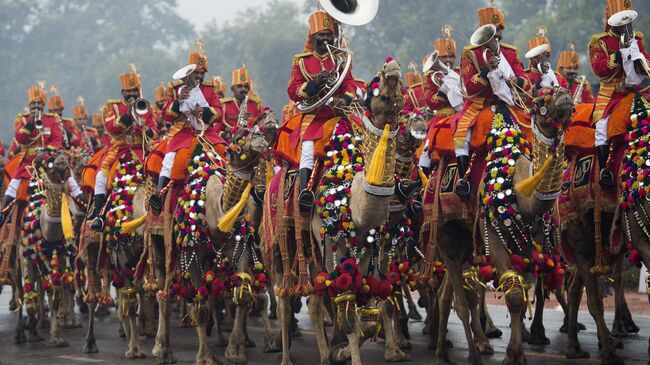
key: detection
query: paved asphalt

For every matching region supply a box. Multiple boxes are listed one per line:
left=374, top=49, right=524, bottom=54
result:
left=0, top=288, right=647, bottom=365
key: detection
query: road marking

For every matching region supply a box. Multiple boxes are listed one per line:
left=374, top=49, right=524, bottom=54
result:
left=57, top=356, right=104, bottom=363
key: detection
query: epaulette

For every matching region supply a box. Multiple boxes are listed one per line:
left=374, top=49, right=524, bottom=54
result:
left=106, top=98, right=123, bottom=104
left=202, top=79, right=214, bottom=86
left=167, top=80, right=184, bottom=90
left=63, top=117, right=73, bottom=122
left=43, top=112, right=56, bottom=117
left=17, top=113, right=28, bottom=119
left=220, top=97, right=233, bottom=104
left=249, top=93, right=263, bottom=106
left=461, top=44, right=479, bottom=56
left=292, top=52, right=312, bottom=65
left=589, top=32, right=609, bottom=46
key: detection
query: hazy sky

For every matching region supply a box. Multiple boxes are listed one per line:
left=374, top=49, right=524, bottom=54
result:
left=175, top=0, right=302, bottom=31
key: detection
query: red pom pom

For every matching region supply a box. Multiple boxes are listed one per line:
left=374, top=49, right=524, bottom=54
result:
left=385, top=56, right=394, bottom=63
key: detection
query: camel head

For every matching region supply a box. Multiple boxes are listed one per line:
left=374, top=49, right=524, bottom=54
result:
left=396, top=111, right=428, bottom=157
left=367, top=57, right=405, bottom=129
left=35, top=150, right=69, bottom=184
left=254, top=108, right=279, bottom=147
left=228, top=127, right=269, bottom=172
left=531, top=87, right=574, bottom=138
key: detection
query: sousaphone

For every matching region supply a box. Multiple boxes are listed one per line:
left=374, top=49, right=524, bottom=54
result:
left=296, top=0, right=379, bottom=113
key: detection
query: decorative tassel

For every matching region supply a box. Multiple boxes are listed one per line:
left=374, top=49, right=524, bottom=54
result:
left=217, top=183, right=251, bottom=233
left=515, top=155, right=554, bottom=197
left=61, top=193, right=75, bottom=241
left=122, top=213, right=147, bottom=235
left=365, top=124, right=391, bottom=186
left=418, top=167, right=429, bottom=190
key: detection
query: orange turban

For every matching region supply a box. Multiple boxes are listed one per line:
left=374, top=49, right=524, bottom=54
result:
left=28, top=86, right=46, bottom=104
left=154, top=86, right=165, bottom=103
left=308, top=10, right=336, bottom=36
left=92, top=112, right=104, bottom=127
left=557, top=43, right=580, bottom=71
left=606, top=0, right=633, bottom=19
left=434, top=38, right=456, bottom=57
left=232, top=65, right=251, bottom=86
left=527, top=27, right=551, bottom=54
left=188, top=51, right=209, bottom=72
left=119, top=72, right=140, bottom=90
left=404, top=62, right=423, bottom=88
left=72, top=104, right=88, bottom=119
left=478, top=6, right=505, bottom=29
left=48, top=95, right=64, bottom=111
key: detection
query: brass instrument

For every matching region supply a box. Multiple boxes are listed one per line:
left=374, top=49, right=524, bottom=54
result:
left=296, top=0, right=378, bottom=113
left=608, top=9, right=650, bottom=77
left=471, top=24, right=531, bottom=109
left=237, top=95, right=249, bottom=128
left=173, top=64, right=200, bottom=97
left=33, top=109, right=43, bottom=129
left=572, top=75, right=587, bottom=104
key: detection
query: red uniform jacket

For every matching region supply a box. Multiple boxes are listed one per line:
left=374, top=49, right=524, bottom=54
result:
left=403, top=83, right=428, bottom=113
left=219, top=97, right=263, bottom=132
left=162, top=79, right=225, bottom=152
left=568, top=79, right=596, bottom=104
left=61, top=117, right=84, bottom=149
left=590, top=30, right=649, bottom=122
left=524, top=68, right=567, bottom=89
left=11, top=112, right=64, bottom=179
left=99, top=99, right=157, bottom=172
left=422, top=69, right=459, bottom=117
left=454, top=43, right=530, bottom=150
left=286, top=51, right=357, bottom=142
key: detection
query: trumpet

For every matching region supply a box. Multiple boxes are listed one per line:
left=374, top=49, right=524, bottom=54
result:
left=237, top=94, right=249, bottom=128
left=33, top=109, right=43, bottom=129
left=424, top=50, right=452, bottom=89
left=572, top=75, right=587, bottom=104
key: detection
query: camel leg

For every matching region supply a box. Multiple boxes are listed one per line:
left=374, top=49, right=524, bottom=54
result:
left=37, top=284, right=50, bottom=329
left=258, top=293, right=281, bottom=353
left=441, top=259, right=482, bottom=365
left=141, top=291, right=157, bottom=337
left=225, top=300, right=248, bottom=365
left=479, top=285, right=502, bottom=338
left=123, top=289, right=146, bottom=359
left=467, top=285, right=493, bottom=355
left=381, top=299, right=411, bottom=362
left=193, top=299, right=219, bottom=365
left=82, top=300, right=98, bottom=353
left=528, top=278, right=550, bottom=345
left=268, top=280, right=278, bottom=320
left=307, top=294, right=330, bottom=365
left=392, top=292, right=411, bottom=349
left=435, top=274, right=453, bottom=363
left=48, top=288, right=69, bottom=347
left=153, top=294, right=177, bottom=363
left=278, top=296, right=293, bottom=365
left=611, top=254, right=639, bottom=336
left=403, top=282, right=421, bottom=320
left=345, top=321, right=362, bottom=365
left=565, top=265, right=588, bottom=357
left=13, top=272, right=28, bottom=344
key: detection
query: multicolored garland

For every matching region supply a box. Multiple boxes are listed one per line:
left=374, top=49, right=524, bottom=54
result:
left=104, top=156, right=144, bottom=249
left=316, top=119, right=364, bottom=260
left=479, top=107, right=563, bottom=287
left=621, top=94, right=650, bottom=264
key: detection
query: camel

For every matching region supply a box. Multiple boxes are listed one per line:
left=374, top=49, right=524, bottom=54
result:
left=17, top=151, right=82, bottom=348
left=262, top=58, right=406, bottom=365
left=149, top=126, right=270, bottom=365
left=476, top=89, right=574, bottom=365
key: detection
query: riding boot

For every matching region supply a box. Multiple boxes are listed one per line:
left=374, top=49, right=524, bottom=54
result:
left=90, top=194, right=106, bottom=232
left=298, top=168, right=314, bottom=213
left=597, top=145, right=614, bottom=188
left=149, top=176, right=170, bottom=216
left=0, top=195, right=15, bottom=226
left=454, top=155, right=471, bottom=198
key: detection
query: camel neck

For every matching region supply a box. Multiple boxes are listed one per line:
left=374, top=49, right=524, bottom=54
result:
left=222, top=167, right=251, bottom=212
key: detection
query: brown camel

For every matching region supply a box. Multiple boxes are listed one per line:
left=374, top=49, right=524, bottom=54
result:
left=262, top=58, right=405, bottom=365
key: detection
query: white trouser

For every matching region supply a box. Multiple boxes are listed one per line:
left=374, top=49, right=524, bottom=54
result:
left=299, top=140, right=314, bottom=170
left=5, top=178, right=22, bottom=198
left=418, top=140, right=432, bottom=169
left=160, top=151, right=177, bottom=180
left=454, top=128, right=473, bottom=157
left=595, top=116, right=609, bottom=147
left=95, top=170, right=107, bottom=195
left=67, top=176, right=82, bottom=197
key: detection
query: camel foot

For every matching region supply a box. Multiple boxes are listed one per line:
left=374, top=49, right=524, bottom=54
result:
left=407, top=305, right=422, bottom=321
left=598, top=338, right=624, bottom=350
left=566, top=343, right=590, bottom=359
left=280, top=356, right=295, bottom=365
left=622, top=315, right=639, bottom=334
left=329, top=343, right=351, bottom=365
left=263, top=332, right=282, bottom=353
left=14, top=328, right=27, bottom=344
left=125, top=346, right=147, bottom=359
left=225, top=343, right=247, bottom=364
left=48, top=338, right=69, bottom=347
left=194, top=351, right=222, bottom=365
left=397, top=339, right=412, bottom=350
left=600, top=349, right=624, bottom=365
left=476, top=340, right=494, bottom=355
left=501, top=352, right=525, bottom=365
left=156, top=349, right=178, bottom=364
left=434, top=350, right=452, bottom=365
left=82, top=337, right=99, bottom=353
left=385, top=346, right=411, bottom=362
left=485, top=325, right=502, bottom=338
left=527, top=333, right=550, bottom=345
